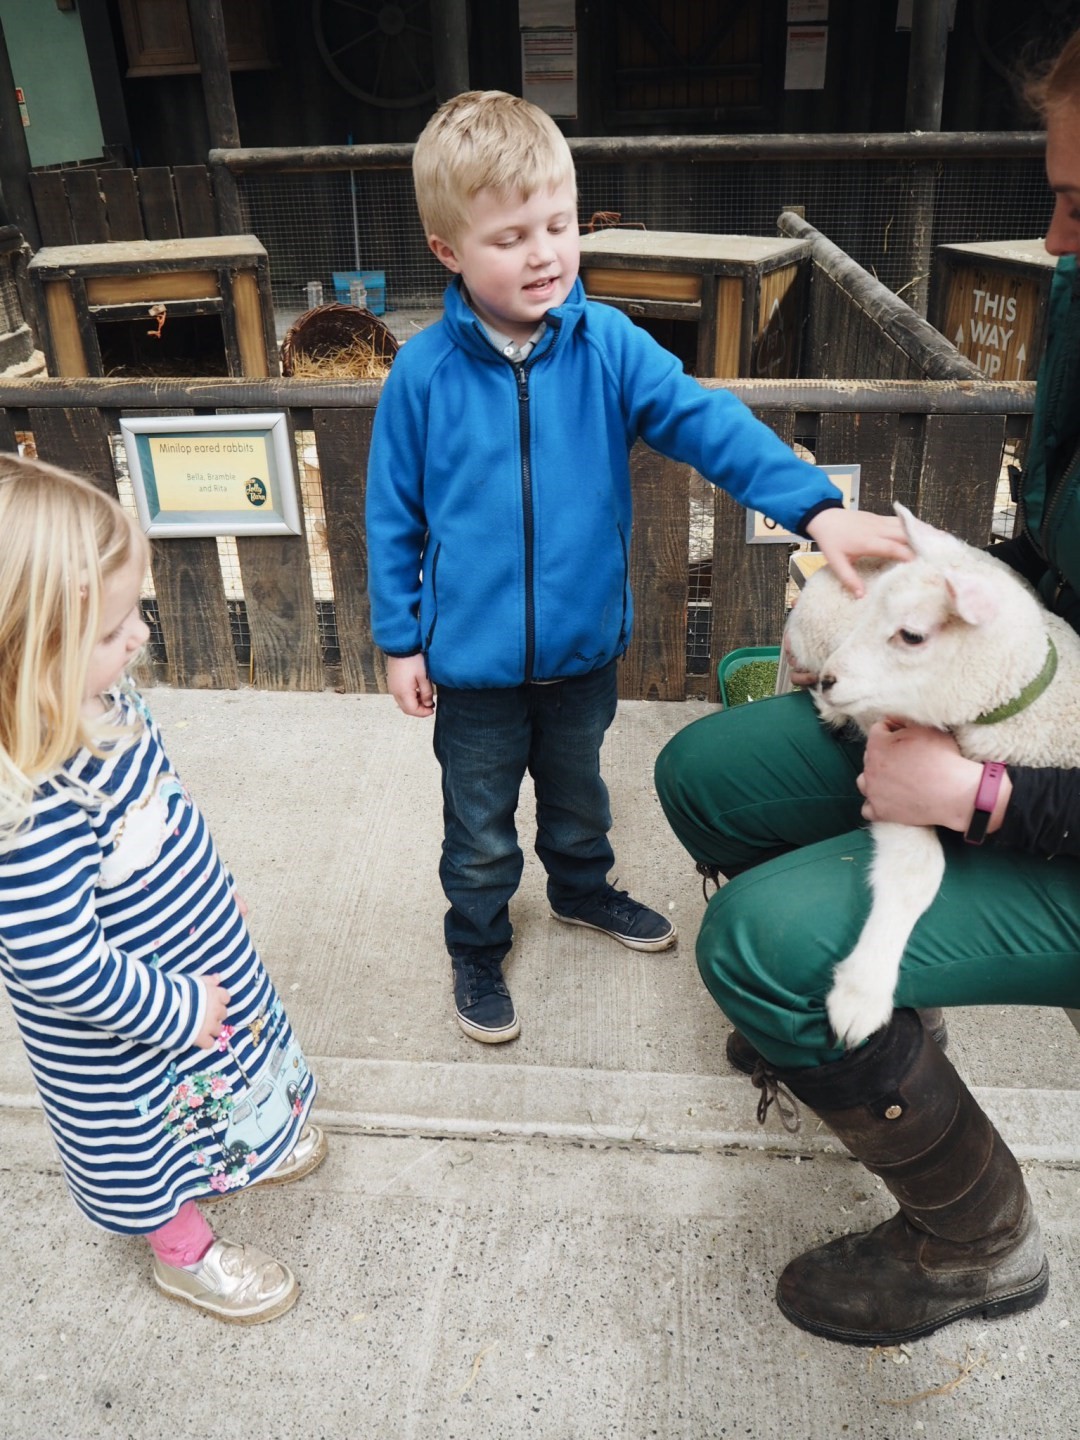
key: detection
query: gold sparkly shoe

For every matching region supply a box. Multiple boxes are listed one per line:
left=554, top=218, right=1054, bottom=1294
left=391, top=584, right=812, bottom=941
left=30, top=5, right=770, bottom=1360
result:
left=153, top=1239, right=299, bottom=1324
left=258, top=1123, right=328, bottom=1188
left=202, top=1124, right=329, bottom=1202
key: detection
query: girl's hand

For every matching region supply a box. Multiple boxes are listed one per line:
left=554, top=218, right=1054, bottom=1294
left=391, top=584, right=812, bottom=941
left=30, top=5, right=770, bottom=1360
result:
left=193, top=973, right=230, bottom=1049
left=804, top=508, right=913, bottom=596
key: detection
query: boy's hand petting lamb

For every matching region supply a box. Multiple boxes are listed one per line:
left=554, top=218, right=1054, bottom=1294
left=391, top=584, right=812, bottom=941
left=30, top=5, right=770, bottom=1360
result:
left=785, top=503, right=1080, bottom=1048
left=802, top=505, right=914, bottom=597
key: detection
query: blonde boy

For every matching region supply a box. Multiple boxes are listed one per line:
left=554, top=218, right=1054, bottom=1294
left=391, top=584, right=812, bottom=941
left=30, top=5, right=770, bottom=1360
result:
left=366, top=91, right=909, bottom=1043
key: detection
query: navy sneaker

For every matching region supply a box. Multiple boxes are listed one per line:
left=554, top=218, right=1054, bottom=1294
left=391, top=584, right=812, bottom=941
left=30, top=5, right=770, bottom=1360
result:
left=551, top=884, right=677, bottom=952
left=452, top=956, right=520, bottom=1044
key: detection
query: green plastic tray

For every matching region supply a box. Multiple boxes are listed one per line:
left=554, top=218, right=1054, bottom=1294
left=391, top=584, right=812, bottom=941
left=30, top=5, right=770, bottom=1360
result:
left=718, top=646, right=781, bottom=707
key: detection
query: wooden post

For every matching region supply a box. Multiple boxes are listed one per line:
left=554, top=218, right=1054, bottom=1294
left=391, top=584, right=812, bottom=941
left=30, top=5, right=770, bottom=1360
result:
left=188, top=0, right=244, bottom=235
left=432, top=0, right=470, bottom=102
left=905, top=0, right=951, bottom=131
left=0, top=19, right=39, bottom=250
left=903, top=0, right=951, bottom=318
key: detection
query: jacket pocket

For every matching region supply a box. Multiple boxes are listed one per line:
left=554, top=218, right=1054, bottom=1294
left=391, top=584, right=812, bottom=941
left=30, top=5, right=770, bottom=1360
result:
left=422, top=543, right=441, bottom=654
left=616, top=524, right=630, bottom=648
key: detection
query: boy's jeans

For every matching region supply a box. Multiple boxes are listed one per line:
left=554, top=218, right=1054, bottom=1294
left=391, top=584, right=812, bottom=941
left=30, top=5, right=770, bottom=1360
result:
left=433, top=660, right=618, bottom=962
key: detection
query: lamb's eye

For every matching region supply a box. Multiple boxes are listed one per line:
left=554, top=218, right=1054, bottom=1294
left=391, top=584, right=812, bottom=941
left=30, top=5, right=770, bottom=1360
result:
left=898, top=629, right=925, bottom=646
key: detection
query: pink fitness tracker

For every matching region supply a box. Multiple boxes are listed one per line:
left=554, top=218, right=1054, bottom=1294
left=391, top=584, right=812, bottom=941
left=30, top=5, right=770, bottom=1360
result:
left=964, top=761, right=1006, bottom=846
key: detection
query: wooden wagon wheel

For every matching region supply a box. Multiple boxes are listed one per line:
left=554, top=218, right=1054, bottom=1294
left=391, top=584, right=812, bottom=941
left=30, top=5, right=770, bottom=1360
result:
left=313, top=0, right=436, bottom=109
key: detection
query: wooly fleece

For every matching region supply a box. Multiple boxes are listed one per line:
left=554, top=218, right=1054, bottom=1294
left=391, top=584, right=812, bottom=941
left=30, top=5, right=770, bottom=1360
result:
left=784, top=503, right=1080, bottom=1046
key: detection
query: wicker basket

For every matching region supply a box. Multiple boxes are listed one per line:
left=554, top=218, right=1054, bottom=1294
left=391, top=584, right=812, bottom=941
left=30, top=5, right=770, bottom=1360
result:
left=280, top=302, right=400, bottom=378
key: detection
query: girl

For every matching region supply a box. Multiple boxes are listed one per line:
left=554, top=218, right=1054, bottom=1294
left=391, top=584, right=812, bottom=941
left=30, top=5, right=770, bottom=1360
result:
left=0, top=455, right=326, bottom=1324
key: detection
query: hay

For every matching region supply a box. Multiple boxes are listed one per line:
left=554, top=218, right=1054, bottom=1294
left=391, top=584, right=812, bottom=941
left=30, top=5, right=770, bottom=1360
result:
left=280, top=302, right=400, bottom=380
left=286, top=332, right=393, bottom=380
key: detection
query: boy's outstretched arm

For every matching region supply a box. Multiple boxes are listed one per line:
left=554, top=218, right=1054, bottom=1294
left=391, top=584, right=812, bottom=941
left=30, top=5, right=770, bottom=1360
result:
left=388, top=653, right=435, bottom=717
left=804, top=507, right=913, bottom=596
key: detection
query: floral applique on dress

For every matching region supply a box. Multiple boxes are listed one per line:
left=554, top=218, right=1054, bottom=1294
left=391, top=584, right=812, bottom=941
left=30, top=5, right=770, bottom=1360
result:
left=149, top=998, right=312, bottom=1195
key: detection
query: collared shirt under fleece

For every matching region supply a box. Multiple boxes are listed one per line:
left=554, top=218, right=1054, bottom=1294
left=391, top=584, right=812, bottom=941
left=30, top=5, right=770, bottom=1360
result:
left=365, top=276, right=843, bottom=691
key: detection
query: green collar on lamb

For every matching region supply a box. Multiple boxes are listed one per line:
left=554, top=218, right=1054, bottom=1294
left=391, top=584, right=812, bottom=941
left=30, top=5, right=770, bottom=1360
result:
left=973, top=636, right=1058, bottom=725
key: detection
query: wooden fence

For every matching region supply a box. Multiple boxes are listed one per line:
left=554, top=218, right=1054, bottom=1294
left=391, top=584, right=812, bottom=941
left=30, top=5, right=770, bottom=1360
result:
left=28, top=166, right=219, bottom=247
left=0, top=374, right=1034, bottom=702
left=778, top=210, right=984, bottom=382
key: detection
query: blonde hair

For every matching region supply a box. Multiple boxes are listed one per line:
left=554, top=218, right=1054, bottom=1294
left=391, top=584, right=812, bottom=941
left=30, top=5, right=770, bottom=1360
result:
left=412, top=90, right=576, bottom=248
left=0, top=454, right=148, bottom=838
left=1024, top=27, right=1080, bottom=119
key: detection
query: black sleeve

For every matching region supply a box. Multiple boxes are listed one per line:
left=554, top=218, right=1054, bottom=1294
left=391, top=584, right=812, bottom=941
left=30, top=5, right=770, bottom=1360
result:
left=994, top=766, right=1080, bottom=858
left=985, top=529, right=1046, bottom=589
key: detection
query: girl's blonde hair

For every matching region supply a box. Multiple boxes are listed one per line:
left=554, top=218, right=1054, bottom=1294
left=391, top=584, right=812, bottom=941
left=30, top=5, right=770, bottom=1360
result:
left=1024, top=27, right=1080, bottom=119
left=413, top=90, right=576, bottom=248
left=0, top=454, right=148, bottom=837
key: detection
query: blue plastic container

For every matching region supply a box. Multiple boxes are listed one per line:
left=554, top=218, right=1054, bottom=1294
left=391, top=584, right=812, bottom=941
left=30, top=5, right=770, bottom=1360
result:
left=332, top=269, right=387, bottom=314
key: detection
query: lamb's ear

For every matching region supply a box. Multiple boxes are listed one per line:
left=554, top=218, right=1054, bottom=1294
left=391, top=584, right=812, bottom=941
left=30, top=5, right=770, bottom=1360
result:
left=944, top=567, right=1002, bottom=627
left=893, top=502, right=966, bottom=561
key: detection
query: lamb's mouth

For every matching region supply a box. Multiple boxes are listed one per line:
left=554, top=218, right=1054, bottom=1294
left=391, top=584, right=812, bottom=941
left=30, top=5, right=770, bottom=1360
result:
left=816, top=684, right=867, bottom=714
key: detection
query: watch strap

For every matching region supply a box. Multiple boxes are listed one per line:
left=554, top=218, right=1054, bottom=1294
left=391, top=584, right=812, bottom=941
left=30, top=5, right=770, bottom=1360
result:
left=964, top=761, right=1006, bottom=845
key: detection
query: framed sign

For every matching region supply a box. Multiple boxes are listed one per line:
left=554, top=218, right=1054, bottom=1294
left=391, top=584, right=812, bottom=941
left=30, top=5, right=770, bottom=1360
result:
left=119, top=413, right=301, bottom=538
left=746, top=464, right=860, bottom=544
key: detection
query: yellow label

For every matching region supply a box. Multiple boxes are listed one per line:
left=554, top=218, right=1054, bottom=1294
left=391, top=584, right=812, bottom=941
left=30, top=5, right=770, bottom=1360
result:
left=149, top=434, right=271, bottom=512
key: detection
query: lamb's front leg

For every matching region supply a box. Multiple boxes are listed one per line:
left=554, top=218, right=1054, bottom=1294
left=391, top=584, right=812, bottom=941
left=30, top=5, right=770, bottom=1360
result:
left=825, top=822, right=946, bottom=1048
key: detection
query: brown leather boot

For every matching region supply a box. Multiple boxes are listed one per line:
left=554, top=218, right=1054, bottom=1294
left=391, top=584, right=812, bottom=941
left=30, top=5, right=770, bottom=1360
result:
left=725, top=1006, right=948, bottom=1075
left=765, top=1007, right=1048, bottom=1345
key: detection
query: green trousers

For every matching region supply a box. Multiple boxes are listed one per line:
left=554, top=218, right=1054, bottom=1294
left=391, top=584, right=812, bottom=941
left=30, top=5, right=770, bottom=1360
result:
left=654, top=691, right=1080, bottom=1067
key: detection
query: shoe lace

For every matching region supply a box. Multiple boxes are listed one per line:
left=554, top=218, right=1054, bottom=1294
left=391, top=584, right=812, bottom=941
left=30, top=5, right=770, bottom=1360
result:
left=470, top=959, right=510, bottom=998
left=602, top=884, right=637, bottom=922
left=750, top=1059, right=801, bottom=1134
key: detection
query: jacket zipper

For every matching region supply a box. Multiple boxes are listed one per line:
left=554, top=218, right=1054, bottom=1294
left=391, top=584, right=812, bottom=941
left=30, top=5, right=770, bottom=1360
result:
left=1025, top=266, right=1080, bottom=566
left=1045, top=435, right=1080, bottom=604
left=514, top=360, right=536, bottom=680
left=467, top=313, right=558, bottom=683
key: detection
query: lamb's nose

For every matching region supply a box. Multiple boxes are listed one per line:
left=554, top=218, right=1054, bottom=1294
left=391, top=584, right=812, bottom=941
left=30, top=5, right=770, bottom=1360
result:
left=818, top=673, right=836, bottom=692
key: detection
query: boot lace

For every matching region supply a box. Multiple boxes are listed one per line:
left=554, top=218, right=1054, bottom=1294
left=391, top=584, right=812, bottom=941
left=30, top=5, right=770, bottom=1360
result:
left=750, top=1059, right=801, bottom=1134
left=696, top=861, right=721, bottom=900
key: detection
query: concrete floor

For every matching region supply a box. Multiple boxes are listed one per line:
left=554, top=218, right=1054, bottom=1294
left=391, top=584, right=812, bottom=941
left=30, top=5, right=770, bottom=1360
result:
left=1, top=689, right=1079, bottom=1439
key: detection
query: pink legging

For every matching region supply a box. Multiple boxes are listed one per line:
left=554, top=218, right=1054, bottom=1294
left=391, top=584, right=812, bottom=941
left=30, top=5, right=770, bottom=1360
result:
left=146, top=1201, right=215, bottom=1267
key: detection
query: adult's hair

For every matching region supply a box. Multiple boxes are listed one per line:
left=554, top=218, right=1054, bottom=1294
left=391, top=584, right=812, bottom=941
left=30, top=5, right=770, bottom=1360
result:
left=412, top=89, right=575, bottom=248
left=0, top=455, right=147, bottom=836
left=1024, top=27, right=1080, bottom=119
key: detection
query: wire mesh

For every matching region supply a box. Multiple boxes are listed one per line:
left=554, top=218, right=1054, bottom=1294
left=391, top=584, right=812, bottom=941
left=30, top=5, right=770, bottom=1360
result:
left=23, top=148, right=1044, bottom=693
left=237, top=152, right=1053, bottom=337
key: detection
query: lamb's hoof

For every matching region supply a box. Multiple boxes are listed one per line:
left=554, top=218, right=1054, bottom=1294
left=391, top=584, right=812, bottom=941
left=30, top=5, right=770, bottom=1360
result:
left=825, top=980, right=895, bottom=1049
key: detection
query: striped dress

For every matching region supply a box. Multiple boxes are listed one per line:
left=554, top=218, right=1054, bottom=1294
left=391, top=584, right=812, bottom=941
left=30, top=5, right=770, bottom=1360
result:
left=0, top=688, right=316, bottom=1235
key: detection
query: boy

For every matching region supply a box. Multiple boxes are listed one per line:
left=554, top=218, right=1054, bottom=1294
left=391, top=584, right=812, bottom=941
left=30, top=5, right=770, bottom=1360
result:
left=366, top=90, right=910, bottom=1045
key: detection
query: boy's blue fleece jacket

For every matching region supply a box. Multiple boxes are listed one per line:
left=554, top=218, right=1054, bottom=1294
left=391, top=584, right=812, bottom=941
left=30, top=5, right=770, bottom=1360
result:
left=366, top=276, right=842, bottom=689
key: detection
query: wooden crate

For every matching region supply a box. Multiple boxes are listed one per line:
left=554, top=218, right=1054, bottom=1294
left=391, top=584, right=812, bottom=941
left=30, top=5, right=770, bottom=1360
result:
left=928, top=239, right=1057, bottom=382
left=27, top=235, right=277, bottom=379
left=579, top=230, right=811, bottom=378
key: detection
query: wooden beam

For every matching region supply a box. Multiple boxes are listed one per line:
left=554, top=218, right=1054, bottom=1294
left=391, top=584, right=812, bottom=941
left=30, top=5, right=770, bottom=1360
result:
left=0, top=375, right=1034, bottom=416
left=0, top=19, right=39, bottom=248
left=778, top=210, right=982, bottom=378
left=189, top=0, right=244, bottom=233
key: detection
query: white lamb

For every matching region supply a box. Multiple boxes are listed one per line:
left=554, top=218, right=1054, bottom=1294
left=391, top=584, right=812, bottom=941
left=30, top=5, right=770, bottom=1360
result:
left=784, top=502, right=1080, bottom=1048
